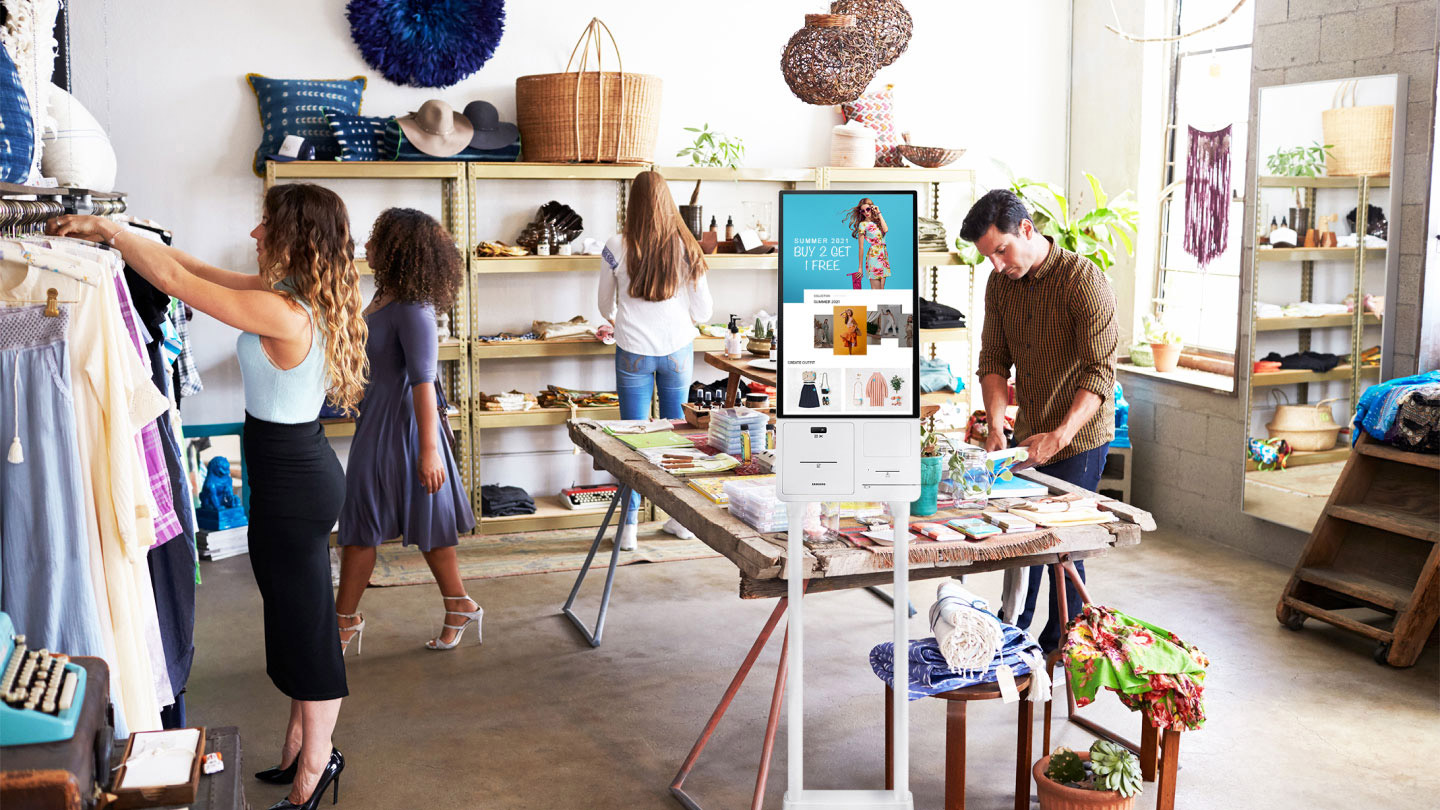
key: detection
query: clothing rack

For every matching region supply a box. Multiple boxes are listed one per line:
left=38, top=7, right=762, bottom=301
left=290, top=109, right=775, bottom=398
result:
left=0, top=182, right=128, bottom=228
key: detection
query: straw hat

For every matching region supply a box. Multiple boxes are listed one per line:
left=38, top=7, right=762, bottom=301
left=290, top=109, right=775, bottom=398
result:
left=396, top=100, right=473, bottom=157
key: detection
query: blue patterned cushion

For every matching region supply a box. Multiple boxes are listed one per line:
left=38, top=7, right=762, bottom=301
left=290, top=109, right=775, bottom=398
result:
left=246, top=74, right=366, bottom=176
left=0, top=43, right=33, bottom=183
left=325, top=111, right=390, bottom=161
left=378, top=119, right=520, bottom=162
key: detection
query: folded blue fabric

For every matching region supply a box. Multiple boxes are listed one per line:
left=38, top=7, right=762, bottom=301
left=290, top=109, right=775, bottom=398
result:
left=871, top=622, right=1042, bottom=701
left=920, top=358, right=958, bottom=393
left=1353, top=370, right=1440, bottom=443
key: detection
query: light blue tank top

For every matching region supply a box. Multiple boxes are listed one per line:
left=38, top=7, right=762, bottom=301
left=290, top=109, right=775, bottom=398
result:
left=236, top=292, right=328, bottom=424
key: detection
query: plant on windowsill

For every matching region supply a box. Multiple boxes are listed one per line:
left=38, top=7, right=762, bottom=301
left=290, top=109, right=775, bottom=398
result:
left=997, top=163, right=1139, bottom=274
left=1141, top=314, right=1184, bottom=373
left=675, top=123, right=745, bottom=238
left=1033, top=740, right=1142, bottom=810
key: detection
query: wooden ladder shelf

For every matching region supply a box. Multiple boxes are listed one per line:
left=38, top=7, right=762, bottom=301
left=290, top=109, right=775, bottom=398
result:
left=1276, top=433, right=1440, bottom=666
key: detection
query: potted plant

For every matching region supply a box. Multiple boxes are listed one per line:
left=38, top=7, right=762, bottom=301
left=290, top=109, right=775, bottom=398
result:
left=676, top=123, right=744, bottom=238
left=889, top=374, right=904, bottom=406
left=996, top=164, right=1139, bottom=274
left=1033, top=741, right=1142, bottom=810
left=1265, top=141, right=1333, bottom=230
left=913, top=421, right=948, bottom=517
left=1141, top=314, right=1183, bottom=373
left=747, top=315, right=773, bottom=357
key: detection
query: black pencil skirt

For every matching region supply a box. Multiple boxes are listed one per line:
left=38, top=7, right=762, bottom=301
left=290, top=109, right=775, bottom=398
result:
left=243, top=414, right=348, bottom=701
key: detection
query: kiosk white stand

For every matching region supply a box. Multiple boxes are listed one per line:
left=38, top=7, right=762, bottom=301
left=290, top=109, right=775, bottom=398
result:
left=777, top=190, right=921, bottom=809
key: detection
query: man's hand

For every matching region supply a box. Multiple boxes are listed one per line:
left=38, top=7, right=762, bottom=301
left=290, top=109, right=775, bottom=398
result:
left=985, top=427, right=1007, bottom=453
left=1016, top=430, right=1067, bottom=469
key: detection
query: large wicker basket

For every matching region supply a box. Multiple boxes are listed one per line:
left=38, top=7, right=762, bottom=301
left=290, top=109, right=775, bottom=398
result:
left=1322, top=80, right=1393, bottom=177
left=515, top=18, right=661, bottom=164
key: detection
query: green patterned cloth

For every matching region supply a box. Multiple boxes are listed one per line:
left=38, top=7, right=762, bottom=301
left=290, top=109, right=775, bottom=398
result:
left=1063, top=604, right=1208, bottom=731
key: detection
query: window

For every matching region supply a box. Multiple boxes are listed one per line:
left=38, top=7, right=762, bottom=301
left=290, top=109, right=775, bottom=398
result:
left=1152, top=0, right=1254, bottom=355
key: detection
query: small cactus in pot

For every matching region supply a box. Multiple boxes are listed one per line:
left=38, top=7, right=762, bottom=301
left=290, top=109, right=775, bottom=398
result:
left=1033, top=740, right=1142, bottom=809
left=747, top=315, right=773, bottom=357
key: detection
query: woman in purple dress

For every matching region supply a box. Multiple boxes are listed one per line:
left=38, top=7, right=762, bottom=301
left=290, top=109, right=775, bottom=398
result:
left=335, top=208, right=478, bottom=652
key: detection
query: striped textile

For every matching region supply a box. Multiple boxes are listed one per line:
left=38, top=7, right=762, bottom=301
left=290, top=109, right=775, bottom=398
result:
left=975, top=237, right=1117, bottom=463
left=871, top=621, right=1044, bottom=701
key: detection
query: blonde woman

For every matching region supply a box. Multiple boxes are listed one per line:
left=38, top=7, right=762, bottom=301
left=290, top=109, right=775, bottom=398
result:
left=51, top=183, right=369, bottom=810
left=845, top=197, right=891, bottom=290
left=599, top=170, right=713, bottom=550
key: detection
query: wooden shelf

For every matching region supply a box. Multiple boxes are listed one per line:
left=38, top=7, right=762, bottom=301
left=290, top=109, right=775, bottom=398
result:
left=468, top=162, right=650, bottom=181
left=471, top=337, right=725, bottom=359
left=1295, top=566, right=1413, bottom=612
left=323, top=412, right=463, bottom=438
left=269, top=161, right=463, bottom=180
left=1257, top=175, right=1391, bottom=188
left=919, top=327, right=968, bottom=343
left=1256, top=247, right=1386, bottom=262
left=1255, top=313, right=1381, bottom=331
left=1354, top=440, right=1440, bottom=470
left=478, top=494, right=616, bottom=532
left=1251, top=364, right=1378, bottom=387
left=1246, top=446, right=1350, bottom=472
left=472, top=405, right=621, bottom=429
left=471, top=251, right=965, bottom=273
left=655, top=166, right=818, bottom=183
left=1330, top=503, right=1440, bottom=543
left=824, top=167, right=975, bottom=184
left=437, top=340, right=465, bottom=361
left=920, top=391, right=969, bottom=408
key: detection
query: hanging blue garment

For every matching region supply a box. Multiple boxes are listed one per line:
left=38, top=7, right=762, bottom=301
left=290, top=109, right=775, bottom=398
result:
left=0, top=42, right=34, bottom=183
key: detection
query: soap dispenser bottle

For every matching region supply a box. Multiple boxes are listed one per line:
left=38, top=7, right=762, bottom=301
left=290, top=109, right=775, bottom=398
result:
left=725, top=314, right=744, bottom=359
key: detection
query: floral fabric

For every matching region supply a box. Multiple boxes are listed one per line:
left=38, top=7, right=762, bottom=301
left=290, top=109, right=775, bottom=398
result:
left=1063, top=604, right=1208, bottom=731
left=861, top=221, right=892, bottom=280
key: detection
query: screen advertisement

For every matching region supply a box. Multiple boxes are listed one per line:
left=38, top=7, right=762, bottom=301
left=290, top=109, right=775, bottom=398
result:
left=777, top=190, right=919, bottom=420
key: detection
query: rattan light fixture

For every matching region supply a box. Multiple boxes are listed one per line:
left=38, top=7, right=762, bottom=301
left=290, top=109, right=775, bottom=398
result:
left=831, top=0, right=912, bottom=67
left=780, top=14, right=881, bottom=106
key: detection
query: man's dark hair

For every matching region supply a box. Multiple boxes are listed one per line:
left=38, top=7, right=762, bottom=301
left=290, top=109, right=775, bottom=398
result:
left=959, top=189, right=1032, bottom=242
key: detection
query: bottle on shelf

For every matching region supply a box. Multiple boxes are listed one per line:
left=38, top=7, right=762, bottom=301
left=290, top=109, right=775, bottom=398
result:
left=725, top=216, right=735, bottom=240
left=708, top=216, right=719, bottom=235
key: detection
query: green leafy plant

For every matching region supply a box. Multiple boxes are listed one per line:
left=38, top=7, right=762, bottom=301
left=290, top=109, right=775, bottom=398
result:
left=953, top=237, right=984, bottom=268
left=676, top=123, right=745, bottom=206
left=1044, top=747, right=1087, bottom=785
left=920, top=419, right=952, bottom=458
left=1089, top=740, right=1143, bottom=798
left=1265, top=142, right=1333, bottom=177
left=993, top=163, right=1138, bottom=274
left=1141, top=313, right=1182, bottom=345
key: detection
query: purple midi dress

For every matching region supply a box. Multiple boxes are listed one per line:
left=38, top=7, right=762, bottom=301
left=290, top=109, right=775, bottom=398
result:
left=338, top=302, right=475, bottom=550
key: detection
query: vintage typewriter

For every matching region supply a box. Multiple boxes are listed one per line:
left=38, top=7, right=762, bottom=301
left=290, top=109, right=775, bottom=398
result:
left=560, top=484, right=618, bottom=511
left=1, top=611, right=88, bottom=746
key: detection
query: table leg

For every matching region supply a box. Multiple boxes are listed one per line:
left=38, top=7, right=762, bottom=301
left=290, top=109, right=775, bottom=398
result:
left=560, top=485, right=630, bottom=647
left=752, top=626, right=790, bottom=810
left=670, top=589, right=800, bottom=810
left=725, top=372, right=742, bottom=407
left=1140, top=718, right=1159, bottom=782
left=884, top=686, right=894, bottom=790
left=1015, top=697, right=1033, bottom=810
left=945, top=700, right=967, bottom=810
left=865, top=585, right=917, bottom=617
left=1155, top=729, right=1180, bottom=810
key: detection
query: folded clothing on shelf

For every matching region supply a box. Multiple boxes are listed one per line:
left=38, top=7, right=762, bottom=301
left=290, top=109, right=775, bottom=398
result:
left=478, top=390, right=538, bottom=411
left=481, top=484, right=535, bottom=517
left=1280, top=302, right=1350, bottom=318
left=1259, top=350, right=1343, bottom=373
left=918, top=216, right=948, bottom=251
left=919, top=297, right=966, bottom=329
left=537, top=385, right=620, bottom=409
left=476, top=331, right=540, bottom=343
left=532, top=316, right=593, bottom=341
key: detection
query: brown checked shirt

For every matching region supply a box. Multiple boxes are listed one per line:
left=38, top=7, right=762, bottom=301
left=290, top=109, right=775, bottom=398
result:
left=976, top=238, right=1117, bottom=463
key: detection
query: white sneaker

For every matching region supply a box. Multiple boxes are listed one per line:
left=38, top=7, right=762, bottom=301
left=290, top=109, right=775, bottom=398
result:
left=617, top=523, right=638, bottom=551
left=661, top=517, right=697, bottom=540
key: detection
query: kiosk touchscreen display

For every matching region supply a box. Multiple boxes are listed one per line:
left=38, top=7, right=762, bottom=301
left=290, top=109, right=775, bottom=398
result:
left=777, top=190, right=920, bottom=420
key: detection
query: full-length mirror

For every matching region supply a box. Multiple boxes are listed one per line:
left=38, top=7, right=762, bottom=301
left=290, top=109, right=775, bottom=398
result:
left=1242, top=75, right=1407, bottom=532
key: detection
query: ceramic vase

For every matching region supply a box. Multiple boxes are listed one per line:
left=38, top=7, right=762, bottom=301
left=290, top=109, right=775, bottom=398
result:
left=911, top=456, right=942, bottom=516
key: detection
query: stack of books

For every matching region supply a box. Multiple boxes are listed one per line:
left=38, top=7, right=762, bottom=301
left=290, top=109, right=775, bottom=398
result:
left=198, top=526, right=249, bottom=561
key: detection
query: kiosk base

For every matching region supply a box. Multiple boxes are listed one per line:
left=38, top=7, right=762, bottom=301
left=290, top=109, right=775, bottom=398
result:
left=783, top=789, right=914, bottom=809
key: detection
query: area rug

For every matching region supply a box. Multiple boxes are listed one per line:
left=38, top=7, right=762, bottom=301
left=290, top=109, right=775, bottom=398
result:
left=367, top=522, right=721, bottom=587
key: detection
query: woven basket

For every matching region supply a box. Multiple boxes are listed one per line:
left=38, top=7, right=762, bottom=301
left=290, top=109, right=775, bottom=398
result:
left=515, top=18, right=661, bottom=164
left=1322, top=80, right=1392, bottom=177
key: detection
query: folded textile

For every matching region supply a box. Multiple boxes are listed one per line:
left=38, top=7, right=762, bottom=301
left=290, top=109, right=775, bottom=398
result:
left=1279, top=302, right=1349, bottom=318
left=1353, top=371, right=1440, bottom=451
left=481, top=484, right=535, bottom=517
left=532, top=316, right=593, bottom=341
left=929, top=582, right=1003, bottom=675
left=918, top=216, right=948, bottom=251
left=871, top=622, right=1044, bottom=701
left=604, top=419, right=679, bottom=435
left=920, top=357, right=958, bottom=393
left=1254, top=302, right=1284, bottom=319
left=1260, top=350, right=1342, bottom=373
left=476, top=331, right=540, bottom=343
left=1063, top=604, right=1208, bottom=731
left=919, top=297, right=966, bottom=329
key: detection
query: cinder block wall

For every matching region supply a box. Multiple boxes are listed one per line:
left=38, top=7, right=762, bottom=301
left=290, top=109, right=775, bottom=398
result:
left=1125, top=0, right=1437, bottom=566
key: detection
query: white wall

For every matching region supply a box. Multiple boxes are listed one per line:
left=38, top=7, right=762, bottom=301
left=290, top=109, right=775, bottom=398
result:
left=70, top=0, right=1071, bottom=494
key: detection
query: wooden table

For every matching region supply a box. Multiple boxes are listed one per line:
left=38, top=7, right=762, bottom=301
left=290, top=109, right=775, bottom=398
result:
left=703, top=351, right=777, bottom=407
left=564, top=419, right=1163, bottom=810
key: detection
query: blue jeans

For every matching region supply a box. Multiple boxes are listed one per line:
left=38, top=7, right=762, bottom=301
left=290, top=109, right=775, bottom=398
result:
left=1017, top=442, right=1110, bottom=652
left=615, top=346, right=693, bottom=524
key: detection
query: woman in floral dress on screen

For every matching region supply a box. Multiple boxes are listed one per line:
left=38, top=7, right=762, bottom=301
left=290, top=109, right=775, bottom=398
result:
left=838, top=307, right=861, bottom=352
left=846, top=197, right=891, bottom=290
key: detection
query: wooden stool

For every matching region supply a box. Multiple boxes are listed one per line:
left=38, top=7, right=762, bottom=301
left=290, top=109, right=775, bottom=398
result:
left=884, top=675, right=1034, bottom=810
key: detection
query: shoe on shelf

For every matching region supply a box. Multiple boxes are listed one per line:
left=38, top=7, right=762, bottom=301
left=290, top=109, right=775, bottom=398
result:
left=425, top=594, right=483, bottom=650
left=267, top=749, right=344, bottom=810
left=661, top=517, right=696, bottom=540
left=617, top=523, right=638, bottom=551
left=337, top=612, right=365, bottom=656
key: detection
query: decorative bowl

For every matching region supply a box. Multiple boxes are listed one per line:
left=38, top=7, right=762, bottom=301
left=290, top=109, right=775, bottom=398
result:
left=899, top=145, right=965, bottom=168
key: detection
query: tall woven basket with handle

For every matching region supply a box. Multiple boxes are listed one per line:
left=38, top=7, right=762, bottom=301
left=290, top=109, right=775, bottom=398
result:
left=1322, top=80, right=1393, bottom=177
left=515, top=18, right=661, bottom=164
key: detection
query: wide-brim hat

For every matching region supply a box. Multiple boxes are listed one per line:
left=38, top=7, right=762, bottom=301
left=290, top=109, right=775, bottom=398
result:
left=397, top=100, right=474, bottom=157
left=462, top=100, right=519, bottom=150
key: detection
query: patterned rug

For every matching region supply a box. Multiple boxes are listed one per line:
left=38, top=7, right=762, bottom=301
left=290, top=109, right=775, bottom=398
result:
left=367, top=522, right=721, bottom=587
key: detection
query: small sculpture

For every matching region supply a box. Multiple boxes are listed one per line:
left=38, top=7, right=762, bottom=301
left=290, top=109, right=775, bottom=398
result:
left=197, top=457, right=247, bottom=530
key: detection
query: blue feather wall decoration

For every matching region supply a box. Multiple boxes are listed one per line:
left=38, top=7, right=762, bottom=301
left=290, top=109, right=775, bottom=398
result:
left=347, top=0, right=507, bottom=89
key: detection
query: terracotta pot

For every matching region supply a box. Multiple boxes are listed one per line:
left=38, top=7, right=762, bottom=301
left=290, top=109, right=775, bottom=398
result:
left=1149, top=343, right=1182, bottom=372
left=1033, top=753, right=1136, bottom=810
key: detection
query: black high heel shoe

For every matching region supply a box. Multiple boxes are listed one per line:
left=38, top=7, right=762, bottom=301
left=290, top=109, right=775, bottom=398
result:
left=266, top=749, right=344, bottom=809
left=255, top=747, right=338, bottom=785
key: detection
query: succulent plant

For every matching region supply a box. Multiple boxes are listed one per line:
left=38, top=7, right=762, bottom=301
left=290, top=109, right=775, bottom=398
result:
left=1089, top=740, right=1143, bottom=798
left=1044, top=746, right=1086, bottom=785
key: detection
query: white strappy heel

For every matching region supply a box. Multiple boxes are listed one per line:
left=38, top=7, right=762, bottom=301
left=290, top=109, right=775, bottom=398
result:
left=337, top=612, right=365, bottom=656
left=426, top=595, right=483, bottom=650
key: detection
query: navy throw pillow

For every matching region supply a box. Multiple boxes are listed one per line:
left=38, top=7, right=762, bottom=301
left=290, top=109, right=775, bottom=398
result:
left=326, top=111, right=390, bottom=161
left=247, top=74, right=366, bottom=176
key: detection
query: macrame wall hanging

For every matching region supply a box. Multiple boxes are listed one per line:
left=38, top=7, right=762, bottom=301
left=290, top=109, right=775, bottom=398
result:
left=347, top=0, right=506, bottom=89
left=1183, top=125, right=1232, bottom=268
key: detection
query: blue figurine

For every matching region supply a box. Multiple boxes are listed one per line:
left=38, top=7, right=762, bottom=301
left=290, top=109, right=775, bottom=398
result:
left=1112, top=382, right=1131, bottom=448
left=196, top=457, right=247, bottom=530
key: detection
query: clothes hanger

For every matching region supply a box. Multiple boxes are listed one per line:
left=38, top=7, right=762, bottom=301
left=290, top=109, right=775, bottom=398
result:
left=0, top=287, right=76, bottom=317
left=0, top=240, right=100, bottom=287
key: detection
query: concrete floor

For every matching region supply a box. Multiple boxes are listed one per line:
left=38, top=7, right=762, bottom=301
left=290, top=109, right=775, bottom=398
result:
left=187, top=528, right=1439, bottom=810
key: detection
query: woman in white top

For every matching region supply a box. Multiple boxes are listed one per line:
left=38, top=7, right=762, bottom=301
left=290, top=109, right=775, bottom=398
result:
left=598, top=170, right=713, bottom=549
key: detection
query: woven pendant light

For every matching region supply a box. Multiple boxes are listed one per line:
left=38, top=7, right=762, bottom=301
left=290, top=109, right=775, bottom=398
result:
left=831, top=0, right=912, bottom=67
left=781, top=14, right=882, bottom=107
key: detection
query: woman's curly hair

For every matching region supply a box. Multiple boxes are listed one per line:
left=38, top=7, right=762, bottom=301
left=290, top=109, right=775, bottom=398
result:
left=367, top=208, right=462, bottom=311
left=258, top=183, right=369, bottom=414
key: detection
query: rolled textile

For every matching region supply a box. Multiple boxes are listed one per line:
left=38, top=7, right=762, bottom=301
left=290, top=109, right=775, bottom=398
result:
left=928, top=581, right=1003, bottom=676
left=870, top=624, right=1044, bottom=701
